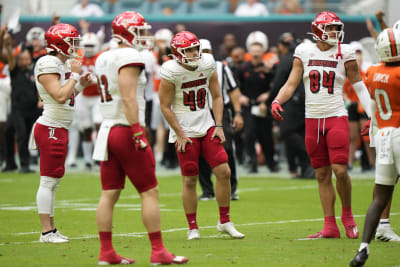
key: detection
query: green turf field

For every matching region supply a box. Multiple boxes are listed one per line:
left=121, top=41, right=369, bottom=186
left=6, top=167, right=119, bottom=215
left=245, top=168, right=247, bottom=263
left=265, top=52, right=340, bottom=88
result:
left=0, top=171, right=399, bottom=266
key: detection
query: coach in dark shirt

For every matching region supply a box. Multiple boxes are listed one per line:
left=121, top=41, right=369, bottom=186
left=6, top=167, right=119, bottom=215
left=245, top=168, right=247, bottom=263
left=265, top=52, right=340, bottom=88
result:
left=6, top=47, right=41, bottom=172
left=268, top=33, right=314, bottom=178
left=237, top=43, right=279, bottom=173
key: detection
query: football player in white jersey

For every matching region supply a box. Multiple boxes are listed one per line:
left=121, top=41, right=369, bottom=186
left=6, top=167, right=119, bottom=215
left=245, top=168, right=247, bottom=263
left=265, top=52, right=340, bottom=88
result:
left=271, top=11, right=372, bottom=239
left=92, top=11, right=188, bottom=265
left=32, top=24, right=93, bottom=243
left=159, top=31, right=245, bottom=240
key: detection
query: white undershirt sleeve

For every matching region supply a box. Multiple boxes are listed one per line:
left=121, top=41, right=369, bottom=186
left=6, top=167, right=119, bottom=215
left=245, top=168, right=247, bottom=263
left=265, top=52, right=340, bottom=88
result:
left=352, top=80, right=372, bottom=118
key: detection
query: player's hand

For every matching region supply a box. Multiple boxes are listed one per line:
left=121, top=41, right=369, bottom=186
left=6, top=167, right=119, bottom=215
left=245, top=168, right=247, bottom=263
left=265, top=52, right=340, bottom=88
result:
left=233, top=113, right=244, bottom=132
left=361, top=119, right=371, bottom=136
left=271, top=99, right=284, bottom=121
left=131, top=123, right=148, bottom=151
left=176, top=134, right=192, bottom=153
left=79, top=72, right=95, bottom=88
left=70, top=59, right=82, bottom=74
left=211, top=126, right=225, bottom=144
left=259, top=102, right=267, bottom=114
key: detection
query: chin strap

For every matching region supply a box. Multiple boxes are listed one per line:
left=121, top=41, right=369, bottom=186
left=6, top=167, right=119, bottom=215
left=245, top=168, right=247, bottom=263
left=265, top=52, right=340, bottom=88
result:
left=335, top=41, right=343, bottom=59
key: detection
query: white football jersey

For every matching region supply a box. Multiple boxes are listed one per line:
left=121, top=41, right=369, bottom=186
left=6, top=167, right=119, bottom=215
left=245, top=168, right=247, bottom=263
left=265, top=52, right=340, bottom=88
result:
left=95, top=47, right=146, bottom=126
left=34, top=55, right=75, bottom=128
left=140, top=49, right=157, bottom=101
left=294, top=42, right=356, bottom=118
left=160, top=53, right=216, bottom=142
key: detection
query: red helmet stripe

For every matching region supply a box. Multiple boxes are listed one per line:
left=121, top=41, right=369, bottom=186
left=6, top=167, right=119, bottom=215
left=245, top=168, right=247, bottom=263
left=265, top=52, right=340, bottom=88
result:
left=388, top=28, right=398, bottom=57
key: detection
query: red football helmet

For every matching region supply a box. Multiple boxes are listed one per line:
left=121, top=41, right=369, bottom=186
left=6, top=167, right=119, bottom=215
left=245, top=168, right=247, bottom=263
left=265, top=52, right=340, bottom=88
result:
left=170, top=31, right=201, bottom=67
left=311, top=11, right=344, bottom=45
left=45, top=24, right=81, bottom=58
left=111, top=11, right=153, bottom=50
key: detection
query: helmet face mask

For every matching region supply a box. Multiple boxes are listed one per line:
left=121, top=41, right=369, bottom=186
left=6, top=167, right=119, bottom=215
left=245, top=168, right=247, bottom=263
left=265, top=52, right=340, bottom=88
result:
left=376, top=28, right=400, bottom=62
left=311, top=11, right=344, bottom=45
left=112, top=11, right=154, bottom=51
left=171, top=31, right=202, bottom=68
left=45, top=24, right=81, bottom=58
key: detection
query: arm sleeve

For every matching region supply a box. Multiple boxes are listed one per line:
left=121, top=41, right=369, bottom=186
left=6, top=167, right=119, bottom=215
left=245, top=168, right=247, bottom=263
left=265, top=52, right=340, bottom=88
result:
left=352, top=80, right=372, bottom=117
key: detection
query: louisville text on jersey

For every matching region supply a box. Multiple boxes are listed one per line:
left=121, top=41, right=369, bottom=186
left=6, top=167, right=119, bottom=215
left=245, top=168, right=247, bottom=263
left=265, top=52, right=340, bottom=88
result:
left=307, top=59, right=338, bottom=68
left=181, top=78, right=207, bottom=89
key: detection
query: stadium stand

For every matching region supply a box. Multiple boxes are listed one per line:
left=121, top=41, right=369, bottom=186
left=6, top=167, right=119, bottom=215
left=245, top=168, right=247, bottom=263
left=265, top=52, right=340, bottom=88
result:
left=151, top=0, right=190, bottom=15
left=191, top=0, right=231, bottom=15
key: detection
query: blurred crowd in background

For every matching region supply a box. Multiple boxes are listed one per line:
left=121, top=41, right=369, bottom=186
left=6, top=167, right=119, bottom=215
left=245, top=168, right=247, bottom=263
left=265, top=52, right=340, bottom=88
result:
left=0, top=1, right=393, bottom=181
left=0, top=0, right=387, bottom=17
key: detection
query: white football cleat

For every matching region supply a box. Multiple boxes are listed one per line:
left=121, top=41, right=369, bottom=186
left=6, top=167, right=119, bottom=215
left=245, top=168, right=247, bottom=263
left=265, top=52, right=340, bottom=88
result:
left=187, top=229, right=200, bottom=240
left=54, top=230, right=69, bottom=240
left=39, top=232, right=68, bottom=243
left=375, top=225, right=400, bottom=242
left=217, top=221, right=245, bottom=239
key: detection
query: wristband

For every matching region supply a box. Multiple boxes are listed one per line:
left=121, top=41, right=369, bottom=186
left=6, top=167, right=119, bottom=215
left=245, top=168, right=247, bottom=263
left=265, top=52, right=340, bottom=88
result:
left=69, top=72, right=80, bottom=83
left=130, top=123, right=143, bottom=135
left=272, top=99, right=280, bottom=105
left=235, top=110, right=242, bottom=116
left=215, top=125, right=223, bottom=128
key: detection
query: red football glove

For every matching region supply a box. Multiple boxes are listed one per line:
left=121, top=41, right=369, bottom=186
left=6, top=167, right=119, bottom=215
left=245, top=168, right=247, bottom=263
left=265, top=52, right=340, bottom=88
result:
left=131, top=123, right=148, bottom=151
left=271, top=99, right=284, bottom=121
left=361, top=119, right=371, bottom=136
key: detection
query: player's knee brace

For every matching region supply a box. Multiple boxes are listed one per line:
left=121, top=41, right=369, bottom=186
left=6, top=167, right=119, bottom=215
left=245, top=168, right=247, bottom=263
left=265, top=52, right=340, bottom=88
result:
left=37, top=176, right=61, bottom=214
left=39, top=176, right=61, bottom=191
left=182, top=162, right=198, bottom=176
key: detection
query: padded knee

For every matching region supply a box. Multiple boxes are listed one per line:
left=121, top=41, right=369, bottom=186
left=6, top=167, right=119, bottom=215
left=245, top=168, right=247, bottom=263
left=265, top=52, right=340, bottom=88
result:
left=37, top=176, right=60, bottom=214
left=39, top=176, right=61, bottom=191
left=182, top=162, right=198, bottom=176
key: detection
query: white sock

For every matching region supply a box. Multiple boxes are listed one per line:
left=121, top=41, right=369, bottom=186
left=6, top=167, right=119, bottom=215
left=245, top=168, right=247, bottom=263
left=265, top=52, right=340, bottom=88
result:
left=37, top=176, right=61, bottom=214
left=82, top=141, right=93, bottom=165
left=66, top=129, right=79, bottom=165
left=359, top=242, right=369, bottom=254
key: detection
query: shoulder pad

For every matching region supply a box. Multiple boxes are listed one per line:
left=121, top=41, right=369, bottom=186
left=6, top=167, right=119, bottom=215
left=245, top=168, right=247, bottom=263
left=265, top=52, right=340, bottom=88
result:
left=35, top=55, right=62, bottom=76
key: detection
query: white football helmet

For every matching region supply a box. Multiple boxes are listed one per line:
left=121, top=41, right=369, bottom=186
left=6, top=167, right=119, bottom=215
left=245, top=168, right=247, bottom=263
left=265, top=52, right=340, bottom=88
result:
left=81, top=32, right=100, bottom=58
left=154, top=28, right=173, bottom=46
left=26, top=27, right=45, bottom=46
left=375, top=28, right=400, bottom=62
left=246, top=31, right=268, bottom=53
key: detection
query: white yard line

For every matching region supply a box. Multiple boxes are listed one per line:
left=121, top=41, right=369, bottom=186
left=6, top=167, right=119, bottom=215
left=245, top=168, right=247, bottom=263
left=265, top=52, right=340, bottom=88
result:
left=3, top=213, right=399, bottom=246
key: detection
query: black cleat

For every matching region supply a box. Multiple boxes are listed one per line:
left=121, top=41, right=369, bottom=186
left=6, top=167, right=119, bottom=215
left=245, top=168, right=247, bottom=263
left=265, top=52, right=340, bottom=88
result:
left=350, top=248, right=368, bottom=267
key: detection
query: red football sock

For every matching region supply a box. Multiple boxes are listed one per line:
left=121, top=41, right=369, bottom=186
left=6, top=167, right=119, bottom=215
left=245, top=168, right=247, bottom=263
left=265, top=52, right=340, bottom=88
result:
left=185, top=213, right=198, bottom=230
left=323, top=216, right=338, bottom=232
left=342, top=206, right=353, bottom=218
left=219, top=206, right=230, bottom=224
left=99, top=232, right=114, bottom=252
left=148, top=231, right=165, bottom=252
